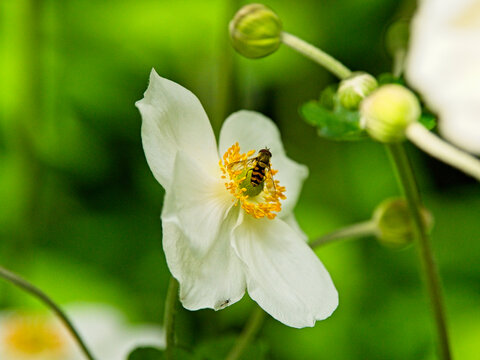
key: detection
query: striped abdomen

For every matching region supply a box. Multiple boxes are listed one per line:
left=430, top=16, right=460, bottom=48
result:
left=250, top=161, right=268, bottom=186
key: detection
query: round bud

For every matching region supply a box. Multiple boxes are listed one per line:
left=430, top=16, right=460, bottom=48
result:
left=338, top=72, right=378, bottom=110
left=229, top=4, right=282, bottom=59
left=360, top=84, right=421, bottom=143
left=373, top=198, right=433, bottom=249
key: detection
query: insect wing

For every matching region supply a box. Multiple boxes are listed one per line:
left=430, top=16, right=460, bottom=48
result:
left=227, top=157, right=257, bottom=172
left=264, top=167, right=277, bottom=196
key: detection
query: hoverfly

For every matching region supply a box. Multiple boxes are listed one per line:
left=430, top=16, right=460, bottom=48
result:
left=227, top=148, right=276, bottom=195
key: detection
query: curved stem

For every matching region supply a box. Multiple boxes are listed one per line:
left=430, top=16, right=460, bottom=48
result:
left=164, top=276, right=179, bottom=360
left=281, top=32, right=352, bottom=80
left=310, top=220, right=377, bottom=249
left=407, top=122, right=480, bottom=181
left=226, top=306, right=265, bottom=360
left=386, top=143, right=451, bottom=360
left=0, top=266, right=96, bottom=360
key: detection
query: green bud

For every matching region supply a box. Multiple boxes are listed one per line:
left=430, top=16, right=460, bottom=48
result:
left=338, top=72, right=378, bottom=110
left=229, top=4, right=282, bottom=59
left=373, top=198, right=433, bottom=249
left=360, top=84, right=421, bottom=143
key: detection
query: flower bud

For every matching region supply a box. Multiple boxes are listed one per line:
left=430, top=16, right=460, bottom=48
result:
left=373, top=198, right=433, bottom=249
left=338, top=72, right=378, bottom=110
left=229, top=4, right=282, bottom=59
left=360, top=84, right=421, bottom=143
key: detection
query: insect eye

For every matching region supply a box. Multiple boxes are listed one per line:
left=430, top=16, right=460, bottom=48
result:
left=260, top=148, right=271, bottom=156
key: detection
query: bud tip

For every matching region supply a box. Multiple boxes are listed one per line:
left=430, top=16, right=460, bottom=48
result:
left=229, top=4, right=282, bottom=59
left=338, top=72, right=378, bottom=110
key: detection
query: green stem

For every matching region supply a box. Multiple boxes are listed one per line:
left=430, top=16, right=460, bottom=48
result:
left=392, top=49, right=406, bottom=79
left=310, top=220, right=377, bottom=249
left=0, top=266, right=96, bottom=360
left=226, top=306, right=266, bottom=360
left=164, top=276, right=179, bottom=360
left=386, top=143, right=451, bottom=360
left=281, top=32, right=352, bottom=80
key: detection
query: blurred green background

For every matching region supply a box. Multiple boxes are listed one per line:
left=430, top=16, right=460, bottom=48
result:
left=1, top=0, right=479, bottom=359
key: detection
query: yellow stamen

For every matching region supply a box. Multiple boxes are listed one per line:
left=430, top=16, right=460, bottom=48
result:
left=219, top=142, right=286, bottom=219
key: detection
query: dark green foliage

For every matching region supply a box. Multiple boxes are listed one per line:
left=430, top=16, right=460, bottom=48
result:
left=418, top=113, right=437, bottom=130
left=128, top=347, right=196, bottom=360
left=376, top=72, right=405, bottom=85
left=128, top=347, right=165, bottom=360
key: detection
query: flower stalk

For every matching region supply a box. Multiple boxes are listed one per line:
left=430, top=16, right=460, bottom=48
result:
left=406, top=122, right=480, bottom=181
left=0, top=266, right=96, bottom=360
left=281, top=32, right=352, bottom=79
left=226, top=306, right=266, bottom=360
left=386, top=143, right=451, bottom=360
left=164, top=276, right=179, bottom=360
left=310, top=220, right=377, bottom=248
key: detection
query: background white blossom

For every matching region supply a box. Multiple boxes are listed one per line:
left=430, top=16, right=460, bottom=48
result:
left=0, top=304, right=164, bottom=360
left=407, top=0, right=480, bottom=154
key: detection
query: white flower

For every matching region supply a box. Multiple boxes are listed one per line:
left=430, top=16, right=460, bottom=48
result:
left=136, top=69, right=338, bottom=328
left=406, top=0, right=480, bottom=154
left=0, top=304, right=164, bottom=360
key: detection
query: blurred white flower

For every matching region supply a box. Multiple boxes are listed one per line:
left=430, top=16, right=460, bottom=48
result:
left=0, top=304, right=164, bottom=360
left=407, top=0, right=480, bottom=154
left=136, top=70, right=338, bottom=328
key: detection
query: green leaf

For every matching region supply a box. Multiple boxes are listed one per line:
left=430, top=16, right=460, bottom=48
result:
left=128, top=347, right=164, bottom=360
left=376, top=72, right=405, bottom=85
left=318, top=84, right=337, bottom=110
left=300, top=100, right=367, bottom=141
left=127, top=347, right=196, bottom=360
left=419, top=113, right=437, bottom=130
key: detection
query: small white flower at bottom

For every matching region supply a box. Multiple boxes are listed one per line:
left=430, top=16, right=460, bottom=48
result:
left=0, top=304, right=164, bottom=360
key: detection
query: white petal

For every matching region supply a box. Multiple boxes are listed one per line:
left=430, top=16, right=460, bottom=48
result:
left=219, top=111, right=308, bottom=215
left=274, top=154, right=308, bottom=216
left=66, top=305, right=127, bottom=360
left=162, top=213, right=246, bottom=311
left=163, top=151, right=233, bottom=254
left=67, top=304, right=164, bottom=360
left=116, top=325, right=165, bottom=360
left=232, top=215, right=338, bottom=328
left=282, top=213, right=308, bottom=242
left=136, top=69, right=219, bottom=191
left=218, top=110, right=285, bottom=158
left=406, top=0, right=480, bottom=154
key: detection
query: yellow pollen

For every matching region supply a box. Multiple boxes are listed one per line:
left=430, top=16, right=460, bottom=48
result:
left=2, top=314, right=67, bottom=357
left=219, top=142, right=286, bottom=219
